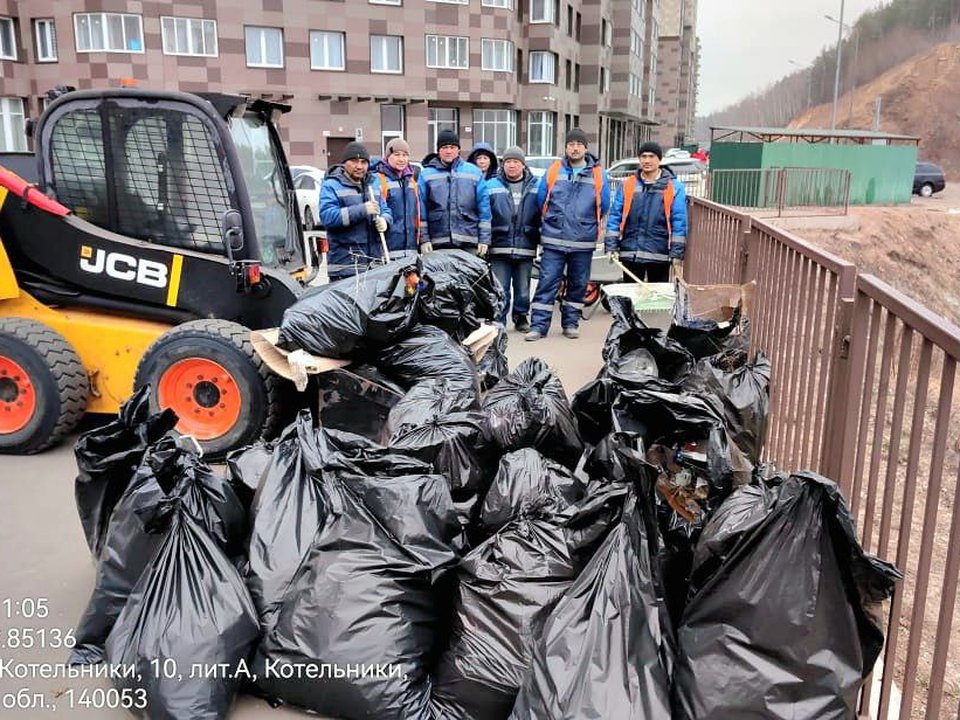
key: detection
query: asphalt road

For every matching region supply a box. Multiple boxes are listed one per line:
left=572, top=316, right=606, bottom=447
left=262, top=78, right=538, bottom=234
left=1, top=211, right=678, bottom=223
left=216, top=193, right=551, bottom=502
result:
left=0, top=309, right=611, bottom=719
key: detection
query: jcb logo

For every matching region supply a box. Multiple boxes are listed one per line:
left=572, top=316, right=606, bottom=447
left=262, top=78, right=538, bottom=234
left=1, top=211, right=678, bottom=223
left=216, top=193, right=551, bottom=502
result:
left=79, top=246, right=169, bottom=289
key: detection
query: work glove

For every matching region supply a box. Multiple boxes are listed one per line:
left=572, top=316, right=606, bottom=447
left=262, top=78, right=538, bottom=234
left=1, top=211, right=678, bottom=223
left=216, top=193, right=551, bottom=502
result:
left=374, top=216, right=388, bottom=233
left=364, top=200, right=379, bottom=216
left=420, top=242, right=433, bottom=254
left=477, top=244, right=489, bottom=257
left=671, top=258, right=684, bottom=281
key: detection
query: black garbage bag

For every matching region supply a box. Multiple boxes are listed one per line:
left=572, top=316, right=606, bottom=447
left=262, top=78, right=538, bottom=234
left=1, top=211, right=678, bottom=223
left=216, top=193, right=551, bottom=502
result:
left=315, top=366, right=405, bottom=444
left=74, top=386, right=178, bottom=557
left=388, top=380, right=490, bottom=502
left=572, top=375, right=678, bottom=447
left=481, top=358, right=584, bottom=469
left=71, top=437, right=246, bottom=665
left=252, top=459, right=462, bottom=719
left=419, top=250, right=504, bottom=340
left=510, top=456, right=674, bottom=720
left=476, top=323, right=509, bottom=391
left=374, top=324, right=480, bottom=396
left=672, top=472, right=902, bottom=720
left=478, top=448, right=586, bottom=535
left=245, top=411, right=329, bottom=628
left=105, top=507, right=260, bottom=720
left=277, top=258, right=422, bottom=357
left=669, top=301, right=750, bottom=359
left=225, top=439, right=274, bottom=509
left=681, top=349, right=772, bottom=464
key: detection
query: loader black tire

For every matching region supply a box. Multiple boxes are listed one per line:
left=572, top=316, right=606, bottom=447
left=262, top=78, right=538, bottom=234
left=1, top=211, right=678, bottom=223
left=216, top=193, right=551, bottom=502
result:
left=0, top=318, right=89, bottom=454
left=134, top=319, right=282, bottom=460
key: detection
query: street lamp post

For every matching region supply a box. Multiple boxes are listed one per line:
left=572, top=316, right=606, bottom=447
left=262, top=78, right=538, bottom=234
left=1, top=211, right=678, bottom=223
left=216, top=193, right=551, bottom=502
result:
left=829, top=0, right=846, bottom=131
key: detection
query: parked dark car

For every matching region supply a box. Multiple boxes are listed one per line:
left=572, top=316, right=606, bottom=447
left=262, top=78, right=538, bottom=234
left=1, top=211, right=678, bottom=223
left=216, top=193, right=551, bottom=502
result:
left=914, top=162, right=946, bottom=197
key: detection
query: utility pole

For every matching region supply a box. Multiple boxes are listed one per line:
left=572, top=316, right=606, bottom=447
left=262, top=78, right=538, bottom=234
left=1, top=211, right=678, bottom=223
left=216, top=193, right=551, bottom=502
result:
left=830, top=0, right=846, bottom=131
left=847, top=30, right=860, bottom=128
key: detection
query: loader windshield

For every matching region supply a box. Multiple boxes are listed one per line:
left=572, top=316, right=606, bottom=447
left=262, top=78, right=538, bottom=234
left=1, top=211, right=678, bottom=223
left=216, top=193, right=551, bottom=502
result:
left=228, top=113, right=299, bottom=268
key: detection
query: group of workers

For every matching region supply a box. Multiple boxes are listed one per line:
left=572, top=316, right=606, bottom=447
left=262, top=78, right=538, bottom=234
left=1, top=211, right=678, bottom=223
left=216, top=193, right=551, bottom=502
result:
left=318, top=128, right=688, bottom=341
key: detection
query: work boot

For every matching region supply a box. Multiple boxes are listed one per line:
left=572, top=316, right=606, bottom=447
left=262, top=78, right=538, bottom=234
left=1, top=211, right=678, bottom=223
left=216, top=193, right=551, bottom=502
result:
left=562, top=326, right=580, bottom=339
left=514, top=316, right=531, bottom=333
left=524, top=330, right=544, bottom=342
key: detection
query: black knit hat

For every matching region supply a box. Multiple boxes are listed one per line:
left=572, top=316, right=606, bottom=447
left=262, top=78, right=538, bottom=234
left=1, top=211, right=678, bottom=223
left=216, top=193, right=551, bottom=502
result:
left=437, top=129, right=461, bottom=149
left=639, top=141, right=664, bottom=160
left=565, top=128, right=588, bottom=147
left=341, top=141, right=370, bottom=163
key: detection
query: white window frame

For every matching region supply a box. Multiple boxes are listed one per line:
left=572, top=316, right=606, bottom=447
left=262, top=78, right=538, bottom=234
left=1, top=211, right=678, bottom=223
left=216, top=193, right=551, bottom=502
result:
left=473, top=109, right=516, bottom=155
left=0, top=17, right=16, bottom=61
left=527, top=111, right=554, bottom=156
left=528, top=51, right=555, bottom=84
left=370, top=0, right=402, bottom=4
left=0, top=97, right=27, bottom=152
left=244, top=26, right=284, bottom=68
left=630, top=73, right=642, bottom=97
left=74, top=13, right=144, bottom=54
left=602, top=18, right=612, bottom=47
left=631, top=29, right=642, bottom=56
left=530, top=0, right=556, bottom=24
left=482, top=0, right=514, bottom=7
left=428, top=107, right=458, bottom=151
left=428, top=0, right=468, bottom=4
left=35, top=19, right=57, bottom=62
left=161, top=17, right=217, bottom=57
left=381, top=104, right=405, bottom=155
left=310, top=30, right=345, bottom=71
left=481, top=38, right=513, bottom=73
left=426, top=35, right=469, bottom=70
left=371, top=35, right=403, bottom=74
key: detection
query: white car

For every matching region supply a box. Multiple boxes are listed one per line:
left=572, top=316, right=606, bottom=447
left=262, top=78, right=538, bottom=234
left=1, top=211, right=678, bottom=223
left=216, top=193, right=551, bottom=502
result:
left=608, top=156, right=708, bottom=197
left=293, top=169, right=325, bottom=230
left=525, top=156, right=561, bottom=179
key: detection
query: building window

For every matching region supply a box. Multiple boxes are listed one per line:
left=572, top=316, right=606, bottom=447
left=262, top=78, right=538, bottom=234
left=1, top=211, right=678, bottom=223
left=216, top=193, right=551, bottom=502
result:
left=35, top=19, right=57, bottom=62
left=530, top=0, right=556, bottom=24
left=482, top=0, right=514, bottom=7
left=565, top=59, right=572, bottom=90
left=575, top=12, right=582, bottom=41
left=371, top=35, right=403, bottom=73
left=426, top=35, right=468, bottom=69
left=574, top=63, right=581, bottom=91
left=481, top=38, right=513, bottom=72
left=631, top=29, right=642, bottom=56
left=473, top=109, right=516, bottom=155
left=0, top=98, right=26, bottom=152
left=630, top=73, right=642, bottom=97
left=75, top=13, right=144, bottom=53
left=370, top=0, right=402, bottom=4
left=381, top=104, right=405, bottom=155
left=244, top=26, right=283, bottom=67
left=528, top=51, right=555, bottom=84
left=0, top=17, right=15, bottom=60
left=600, top=67, right=609, bottom=94
left=161, top=17, right=217, bottom=57
left=429, top=0, right=468, bottom=4
left=527, top=111, right=555, bottom=156
left=310, top=31, right=345, bottom=70
left=602, top=19, right=612, bottom=47
left=428, top=108, right=458, bottom=151
left=567, top=5, right=573, bottom=36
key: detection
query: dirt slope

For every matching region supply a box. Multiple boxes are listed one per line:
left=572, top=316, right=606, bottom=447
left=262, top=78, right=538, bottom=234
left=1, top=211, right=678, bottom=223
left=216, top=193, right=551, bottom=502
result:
left=791, top=42, right=960, bottom=177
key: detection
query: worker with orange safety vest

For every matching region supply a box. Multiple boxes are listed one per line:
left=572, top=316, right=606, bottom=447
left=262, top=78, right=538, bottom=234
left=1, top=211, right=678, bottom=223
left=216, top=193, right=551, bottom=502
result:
left=526, top=129, right=610, bottom=341
left=370, top=138, right=422, bottom=261
left=605, top=141, right=687, bottom=282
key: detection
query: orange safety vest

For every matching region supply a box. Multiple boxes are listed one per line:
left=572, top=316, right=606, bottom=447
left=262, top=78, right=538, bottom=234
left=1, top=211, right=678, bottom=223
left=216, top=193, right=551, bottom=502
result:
left=618, top=174, right=677, bottom=248
left=379, top=172, right=422, bottom=244
left=541, top=161, right=605, bottom=230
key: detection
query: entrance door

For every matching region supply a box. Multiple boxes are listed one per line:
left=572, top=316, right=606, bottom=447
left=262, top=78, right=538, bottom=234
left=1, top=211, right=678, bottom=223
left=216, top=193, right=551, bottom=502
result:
left=325, top=137, right=354, bottom=168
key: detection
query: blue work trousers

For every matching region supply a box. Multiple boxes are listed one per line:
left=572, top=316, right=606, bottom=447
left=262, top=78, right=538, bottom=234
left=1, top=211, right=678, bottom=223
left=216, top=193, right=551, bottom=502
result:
left=530, top=248, right=592, bottom=334
left=490, top=258, right=533, bottom=325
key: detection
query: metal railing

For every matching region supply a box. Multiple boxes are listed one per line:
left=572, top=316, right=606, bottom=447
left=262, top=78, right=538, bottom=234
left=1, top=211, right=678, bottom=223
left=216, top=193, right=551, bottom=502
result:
left=608, top=170, right=709, bottom=202
left=687, top=196, right=960, bottom=720
left=708, top=167, right=852, bottom=217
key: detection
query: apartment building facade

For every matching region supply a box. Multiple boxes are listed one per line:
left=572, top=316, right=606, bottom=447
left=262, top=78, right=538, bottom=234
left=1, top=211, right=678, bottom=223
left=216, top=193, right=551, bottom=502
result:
left=654, top=0, right=699, bottom=148
left=0, top=0, right=669, bottom=167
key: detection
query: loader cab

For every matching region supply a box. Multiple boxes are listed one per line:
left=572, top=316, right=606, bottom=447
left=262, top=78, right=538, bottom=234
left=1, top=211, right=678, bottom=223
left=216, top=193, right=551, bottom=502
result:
left=34, top=89, right=305, bottom=273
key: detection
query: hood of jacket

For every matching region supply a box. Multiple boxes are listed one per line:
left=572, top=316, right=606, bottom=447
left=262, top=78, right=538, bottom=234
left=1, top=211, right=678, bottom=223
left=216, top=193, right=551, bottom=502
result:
left=467, top=142, right=499, bottom=176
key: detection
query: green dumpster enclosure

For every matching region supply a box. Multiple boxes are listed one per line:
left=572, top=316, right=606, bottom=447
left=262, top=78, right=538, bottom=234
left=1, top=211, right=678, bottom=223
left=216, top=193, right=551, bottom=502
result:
left=709, top=126, right=920, bottom=205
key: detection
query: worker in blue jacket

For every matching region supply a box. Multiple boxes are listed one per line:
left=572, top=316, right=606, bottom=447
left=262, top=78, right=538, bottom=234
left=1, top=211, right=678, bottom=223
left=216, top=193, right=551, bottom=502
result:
left=527, top=129, right=610, bottom=341
left=467, top=141, right=499, bottom=181
left=371, top=137, right=420, bottom=261
left=319, top=142, right=392, bottom=281
left=485, top=146, right=541, bottom=331
left=418, top=130, right=491, bottom=255
left=605, top=141, right=687, bottom=282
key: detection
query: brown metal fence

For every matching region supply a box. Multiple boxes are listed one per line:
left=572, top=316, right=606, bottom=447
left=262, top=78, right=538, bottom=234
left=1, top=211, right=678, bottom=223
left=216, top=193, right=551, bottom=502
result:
left=687, top=197, right=960, bottom=720
left=707, top=167, right=852, bottom=217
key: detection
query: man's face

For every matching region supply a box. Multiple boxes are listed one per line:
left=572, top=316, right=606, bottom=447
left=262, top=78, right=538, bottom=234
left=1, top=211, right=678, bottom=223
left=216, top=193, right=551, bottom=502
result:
left=344, top=157, right=369, bottom=182
left=503, top=159, right=525, bottom=180
left=388, top=150, right=409, bottom=172
left=439, top=144, right=460, bottom=164
left=565, top=141, right=586, bottom=163
left=475, top=154, right=491, bottom=172
left=640, top=152, right=661, bottom=174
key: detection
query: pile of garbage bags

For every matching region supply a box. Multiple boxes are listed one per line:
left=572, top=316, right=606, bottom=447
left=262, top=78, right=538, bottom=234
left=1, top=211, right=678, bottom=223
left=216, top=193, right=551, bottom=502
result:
left=69, top=260, right=901, bottom=720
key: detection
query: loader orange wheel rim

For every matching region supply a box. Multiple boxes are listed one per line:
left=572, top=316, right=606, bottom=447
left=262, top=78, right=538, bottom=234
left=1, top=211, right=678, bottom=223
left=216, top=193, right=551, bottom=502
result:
left=0, top=356, right=36, bottom=434
left=157, top=358, right=242, bottom=441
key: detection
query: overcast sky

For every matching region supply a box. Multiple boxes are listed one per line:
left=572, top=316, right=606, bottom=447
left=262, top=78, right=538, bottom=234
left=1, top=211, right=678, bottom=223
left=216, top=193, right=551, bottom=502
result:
left=697, top=0, right=882, bottom=115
